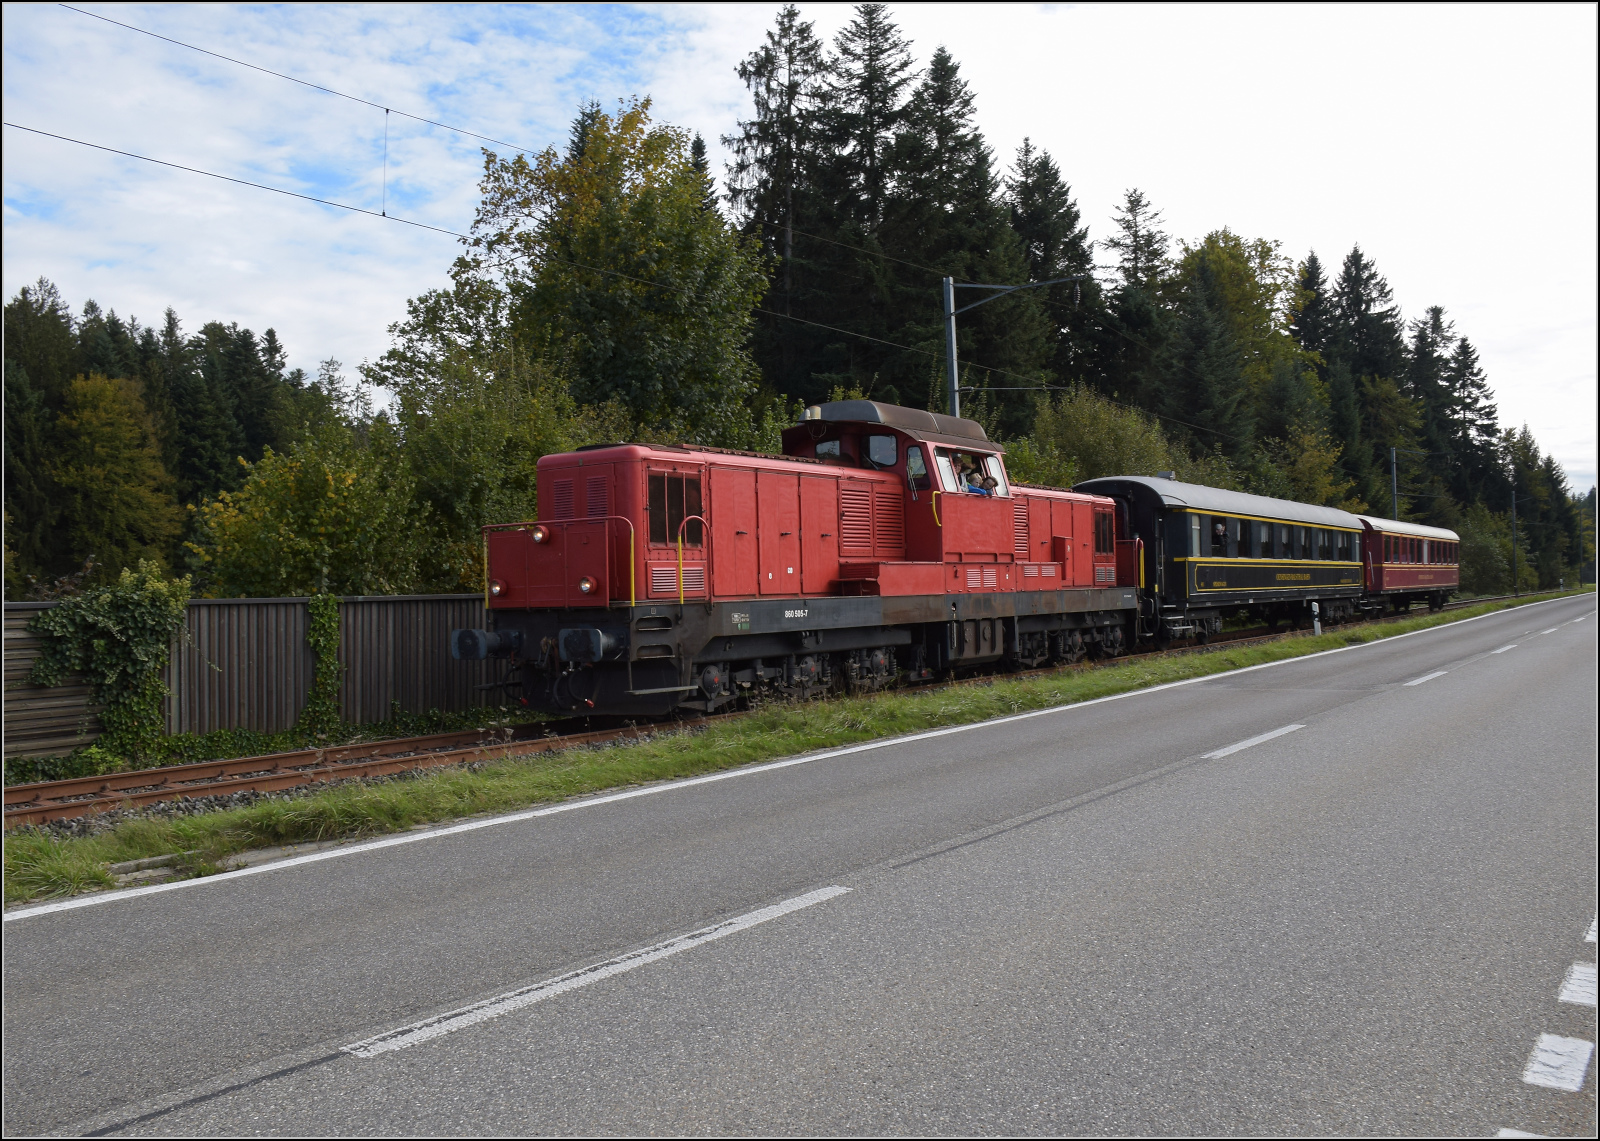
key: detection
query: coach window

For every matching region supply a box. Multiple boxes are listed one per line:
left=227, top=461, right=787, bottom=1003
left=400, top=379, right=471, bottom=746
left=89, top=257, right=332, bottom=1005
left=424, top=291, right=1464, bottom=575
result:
left=1320, top=530, right=1332, bottom=560
left=866, top=434, right=897, bottom=469
left=1190, top=514, right=1203, bottom=556
left=1210, top=515, right=1228, bottom=557
left=1258, top=521, right=1272, bottom=559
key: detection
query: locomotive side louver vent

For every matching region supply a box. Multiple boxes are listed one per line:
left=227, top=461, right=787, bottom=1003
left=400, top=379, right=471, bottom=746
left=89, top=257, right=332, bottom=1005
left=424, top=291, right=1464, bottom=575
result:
left=840, top=485, right=873, bottom=556
left=873, top=487, right=904, bottom=557
left=1014, top=502, right=1030, bottom=555
left=648, top=564, right=706, bottom=595
left=586, top=477, right=609, bottom=517
left=552, top=478, right=576, bottom=519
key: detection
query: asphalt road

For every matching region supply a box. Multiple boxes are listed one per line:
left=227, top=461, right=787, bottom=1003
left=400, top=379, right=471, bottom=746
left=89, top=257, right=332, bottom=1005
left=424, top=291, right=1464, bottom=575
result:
left=5, top=594, right=1595, bottom=1137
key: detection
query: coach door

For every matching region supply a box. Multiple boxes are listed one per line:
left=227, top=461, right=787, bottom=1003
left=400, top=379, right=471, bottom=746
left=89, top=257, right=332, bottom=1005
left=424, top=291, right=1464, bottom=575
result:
left=757, top=471, right=801, bottom=595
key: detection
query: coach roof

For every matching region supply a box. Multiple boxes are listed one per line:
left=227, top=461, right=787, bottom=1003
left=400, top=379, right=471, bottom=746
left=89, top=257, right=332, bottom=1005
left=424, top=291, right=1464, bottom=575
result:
left=1355, top=515, right=1460, bottom=541
left=1073, top=475, right=1366, bottom=529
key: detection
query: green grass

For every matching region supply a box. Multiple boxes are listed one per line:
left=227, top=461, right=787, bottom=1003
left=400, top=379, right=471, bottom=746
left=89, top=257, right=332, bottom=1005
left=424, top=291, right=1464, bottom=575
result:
left=5, top=588, right=1590, bottom=906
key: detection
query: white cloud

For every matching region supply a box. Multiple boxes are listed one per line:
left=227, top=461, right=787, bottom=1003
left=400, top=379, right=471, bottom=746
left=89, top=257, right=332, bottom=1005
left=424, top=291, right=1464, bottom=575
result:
left=5, top=2, right=1595, bottom=491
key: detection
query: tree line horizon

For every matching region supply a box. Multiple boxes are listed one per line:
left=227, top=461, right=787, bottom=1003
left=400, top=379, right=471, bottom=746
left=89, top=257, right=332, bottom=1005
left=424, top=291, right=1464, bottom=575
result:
left=3, top=2, right=1593, bottom=602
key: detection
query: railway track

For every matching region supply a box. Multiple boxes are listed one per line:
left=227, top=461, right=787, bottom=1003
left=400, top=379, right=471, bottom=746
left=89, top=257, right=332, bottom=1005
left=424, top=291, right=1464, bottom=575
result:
left=1, top=592, right=1526, bottom=829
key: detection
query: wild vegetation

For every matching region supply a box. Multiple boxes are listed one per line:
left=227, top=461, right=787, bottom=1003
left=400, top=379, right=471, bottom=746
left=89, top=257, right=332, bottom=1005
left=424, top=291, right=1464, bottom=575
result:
left=4, top=2, right=1593, bottom=604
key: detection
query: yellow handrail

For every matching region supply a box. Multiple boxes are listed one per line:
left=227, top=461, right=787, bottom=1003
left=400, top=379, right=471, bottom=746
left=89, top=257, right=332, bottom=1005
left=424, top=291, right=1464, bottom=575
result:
left=931, top=489, right=942, bottom=527
left=676, top=515, right=709, bottom=606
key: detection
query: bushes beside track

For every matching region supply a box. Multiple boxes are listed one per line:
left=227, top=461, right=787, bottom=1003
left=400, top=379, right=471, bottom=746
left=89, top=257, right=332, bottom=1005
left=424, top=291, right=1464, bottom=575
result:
left=5, top=588, right=1591, bottom=906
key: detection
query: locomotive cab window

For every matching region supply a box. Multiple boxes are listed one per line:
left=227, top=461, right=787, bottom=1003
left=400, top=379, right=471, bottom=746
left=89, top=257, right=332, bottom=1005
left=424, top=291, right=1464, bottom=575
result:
left=647, top=472, right=702, bottom=546
left=815, top=439, right=842, bottom=459
left=865, top=434, right=897, bottom=469
left=906, top=446, right=931, bottom=490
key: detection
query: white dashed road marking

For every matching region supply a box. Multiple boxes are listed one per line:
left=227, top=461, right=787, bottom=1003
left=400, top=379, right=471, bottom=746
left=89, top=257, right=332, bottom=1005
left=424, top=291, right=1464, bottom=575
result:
left=1559, top=963, right=1597, bottom=1007
left=1587, top=917, right=1596, bottom=943
left=1492, top=644, right=1518, bottom=654
left=1404, top=670, right=1448, bottom=686
left=1539, top=627, right=1558, bottom=635
left=342, top=885, right=851, bottom=1058
left=1200, top=724, right=1303, bottom=760
left=1522, top=1034, right=1594, bottom=1092
left=1496, top=1130, right=1543, bottom=1138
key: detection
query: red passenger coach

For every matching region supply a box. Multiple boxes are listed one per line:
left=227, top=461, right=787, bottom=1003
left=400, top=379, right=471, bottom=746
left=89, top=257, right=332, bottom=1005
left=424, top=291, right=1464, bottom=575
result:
left=1357, top=515, right=1460, bottom=611
left=458, top=400, right=1139, bottom=715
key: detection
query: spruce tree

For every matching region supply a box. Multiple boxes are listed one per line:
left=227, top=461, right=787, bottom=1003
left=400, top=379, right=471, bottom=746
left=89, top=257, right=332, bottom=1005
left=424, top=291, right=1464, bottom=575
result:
left=725, top=3, right=828, bottom=400
left=1289, top=252, right=1331, bottom=359
left=1104, top=189, right=1169, bottom=292
left=48, top=373, right=183, bottom=576
left=1005, top=139, right=1098, bottom=385
left=820, top=3, right=917, bottom=231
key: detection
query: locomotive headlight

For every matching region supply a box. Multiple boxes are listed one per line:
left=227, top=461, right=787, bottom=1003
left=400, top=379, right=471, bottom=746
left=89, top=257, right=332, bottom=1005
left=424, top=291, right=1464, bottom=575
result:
left=577, top=576, right=596, bottom=595
left=531, top=525, right=549, bottom=543
left=489, top=579, right=504, bottom=596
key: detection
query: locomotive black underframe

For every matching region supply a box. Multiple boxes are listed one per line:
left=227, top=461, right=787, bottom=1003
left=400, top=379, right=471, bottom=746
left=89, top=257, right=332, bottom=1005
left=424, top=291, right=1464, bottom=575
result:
left=492, top=587, right=1138, bottom=716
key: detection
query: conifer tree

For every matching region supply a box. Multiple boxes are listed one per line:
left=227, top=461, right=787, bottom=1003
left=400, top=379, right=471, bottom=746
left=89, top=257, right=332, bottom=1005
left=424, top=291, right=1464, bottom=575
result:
left=1005, top=139, right=1098, bottom=384
left=725, top=3, right=828, bottom=399
left=820, top=3, right=917, bottom=231
left=1104, top=189, right=1169, bottom=292
left=48, top=373, right=183, bottom=576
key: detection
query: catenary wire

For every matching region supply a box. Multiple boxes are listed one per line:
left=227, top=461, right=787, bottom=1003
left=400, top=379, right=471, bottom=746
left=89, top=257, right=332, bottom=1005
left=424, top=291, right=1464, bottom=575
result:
left=58, top=3, right=543, bottom=156
left=2, top=121, right=1042, bottom=392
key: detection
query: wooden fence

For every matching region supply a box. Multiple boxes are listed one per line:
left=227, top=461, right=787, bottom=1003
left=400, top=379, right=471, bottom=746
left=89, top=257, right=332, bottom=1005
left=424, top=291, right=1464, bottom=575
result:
left=3, top=596, right=509, bottom=759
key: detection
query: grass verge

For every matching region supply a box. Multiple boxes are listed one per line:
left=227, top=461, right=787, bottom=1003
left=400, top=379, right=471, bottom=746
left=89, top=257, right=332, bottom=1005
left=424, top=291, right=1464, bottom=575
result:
left=5, top=588, right=1590, bottom=906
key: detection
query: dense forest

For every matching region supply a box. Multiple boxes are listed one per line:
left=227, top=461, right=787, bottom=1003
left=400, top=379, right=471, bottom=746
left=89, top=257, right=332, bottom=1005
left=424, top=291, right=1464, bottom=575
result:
left=4, top=3, right=1593, bottom=600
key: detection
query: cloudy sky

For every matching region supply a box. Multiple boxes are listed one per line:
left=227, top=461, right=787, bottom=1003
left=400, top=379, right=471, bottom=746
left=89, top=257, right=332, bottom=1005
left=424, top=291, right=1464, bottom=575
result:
left=4, top=3, right=1595, bottom=490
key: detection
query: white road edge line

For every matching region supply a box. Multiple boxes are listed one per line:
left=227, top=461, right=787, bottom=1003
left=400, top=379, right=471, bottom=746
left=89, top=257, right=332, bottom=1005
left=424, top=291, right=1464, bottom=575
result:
left=1202, top=724, right=1304, bottom=760
left=1522, top=1033, right=1594, bottom=1091
left=1492, top=644, right=1519, bottom=654
left=341, top=885, right=850, bottom=1058
left=1559, top=962, right=1597, bottom=1007
left=6, top=593, right=1584, bottom=923
left=1404, top=670, right=1448, bottom=686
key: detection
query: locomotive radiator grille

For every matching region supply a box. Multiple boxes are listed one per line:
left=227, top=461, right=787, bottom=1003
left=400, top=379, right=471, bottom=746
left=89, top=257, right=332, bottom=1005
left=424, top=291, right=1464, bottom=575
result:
left=1095, top=565, right=1114, bottom=584
left=551, top=478, right=576, bottom=518
left=586, top=477, right=609, bottom=517
left=649, top=564, right=706, bottom=595
left=1014, top=502, right=1030, bottom=555
left=966, top=567, right=998, bottom=589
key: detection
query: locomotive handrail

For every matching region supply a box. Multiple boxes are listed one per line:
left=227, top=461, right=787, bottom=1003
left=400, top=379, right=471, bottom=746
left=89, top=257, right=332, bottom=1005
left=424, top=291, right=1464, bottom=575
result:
left=676, top=515, right=710, bottom=606
left=930, top=489, right=942, bottom=527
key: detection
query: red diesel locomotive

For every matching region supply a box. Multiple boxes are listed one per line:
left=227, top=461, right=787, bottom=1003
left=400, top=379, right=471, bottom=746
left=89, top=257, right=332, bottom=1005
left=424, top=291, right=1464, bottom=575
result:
left=454, top=400, right=1139, bottom=715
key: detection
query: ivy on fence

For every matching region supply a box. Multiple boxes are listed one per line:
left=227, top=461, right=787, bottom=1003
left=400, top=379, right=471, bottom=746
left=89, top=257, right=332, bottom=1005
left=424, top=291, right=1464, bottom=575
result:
left=26, top=561, right=191, bottom=761
left=296, top=592, right=343, bottom=736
